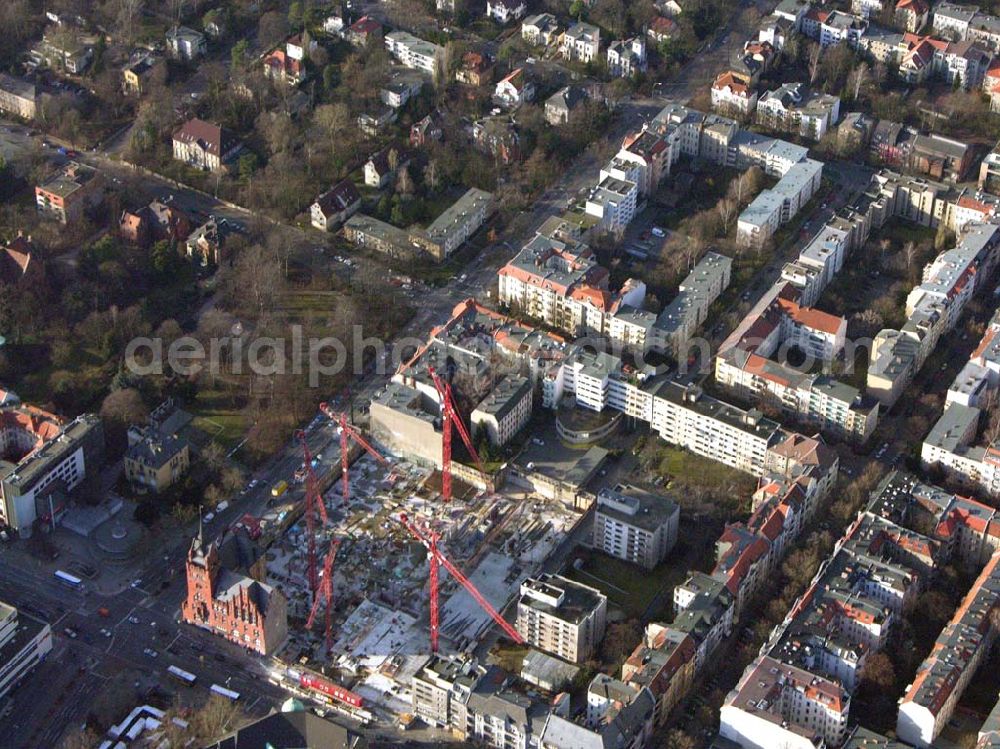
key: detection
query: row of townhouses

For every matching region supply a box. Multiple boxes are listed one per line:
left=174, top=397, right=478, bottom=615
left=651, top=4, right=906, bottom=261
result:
left=520, top=15, right=648, bottom=79
left=922, top=307, right=1000, bottom=497
left=721, top=467, right=1000, bottom=749
left=868, top=220, right=1000, bottom=406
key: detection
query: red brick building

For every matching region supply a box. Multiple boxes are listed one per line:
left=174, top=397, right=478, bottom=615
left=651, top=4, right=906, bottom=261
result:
left=181, top=531, right=287, bottom=655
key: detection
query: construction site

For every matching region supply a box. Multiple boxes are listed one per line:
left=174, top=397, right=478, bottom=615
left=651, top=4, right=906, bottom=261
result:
left=259, top=399, right=581, bottom=723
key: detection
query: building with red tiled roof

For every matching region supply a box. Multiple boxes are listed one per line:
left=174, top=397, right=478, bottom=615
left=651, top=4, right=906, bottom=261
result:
left=263, top=48, right=304, bottom=86
left=182, top=530, right=287, bottom=655
left=898, top=552, right=1000, bottom=746
left=895, top=0, right=929, bottom=33
left=715, top=282, right=876, bottom=444
left=497, top=220, right=644, bottom=339
left=345, top=15, right=382, bottom=47
left=621, top=624, right=696, bottom=726
left=711, top=71, right=758, bottom=116
left=0, top=232, right=43, bottom=286
left=171, top=118, right=241, bottom=173
left=647, top=16, right=677, bottom=44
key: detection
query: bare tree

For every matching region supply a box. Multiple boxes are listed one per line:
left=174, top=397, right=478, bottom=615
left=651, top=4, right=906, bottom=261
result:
left=847, top=62, right=869, bottom=103
left=397, top=164, right=414, bottom=196
left=116, top=0, right=145, bottom=45
left=424, top=160, right=440, bottom=192
left=808, top=43, right=822, bottom=85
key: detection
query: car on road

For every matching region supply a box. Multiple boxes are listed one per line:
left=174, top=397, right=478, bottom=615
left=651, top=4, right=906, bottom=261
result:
left=63, top=627, right=78, bottom=639
left=651, top=227, right=665, bottom=238
left=128, top=615, right=140, bottom=624
left=143, top=648, right=158, bottom=658
left=99, top=628, right=111, bottom=638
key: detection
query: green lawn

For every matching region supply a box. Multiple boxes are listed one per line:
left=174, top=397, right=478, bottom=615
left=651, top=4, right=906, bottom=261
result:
left=187, top=388, right=248, bottom=450
left=563, top=548, right=688, bottom=619
left=656, top=446, right=755, bottom=492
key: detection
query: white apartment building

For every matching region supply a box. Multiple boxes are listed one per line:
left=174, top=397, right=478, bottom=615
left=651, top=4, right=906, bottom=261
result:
left=607, top=37, right=647, bottom=78
left=869, top=221, right=1000, bottom=406
left=0, top=601, right=52, bottom=701
left=933, top=2, right=981, bottom=40
left=813, top=10, right=868, bottom=48
left=593, top=484, right=679, bottom=570
left=656, top=251, right=733, bottom=357
left=922, top=309, right=1000, bottom=497
left=486, top=0, right=526, bottom=25
left=470, top=376, right=532, bottom=447
left=756, top=83, right=841, bottom=142
left=650, top=384, right=780, bottom=475
left=711, top=72, right=758, bottom=116
left=515, top=575, right=607, bottom=663
left=384, top=31, right=443, bottom=74
left=720, top=656, right=851, bottom=749
left=521, top=13, right=560, bottom=46
left=584, top=176, right=638, bottom=233
left=561, top=23, right=601, bottom=63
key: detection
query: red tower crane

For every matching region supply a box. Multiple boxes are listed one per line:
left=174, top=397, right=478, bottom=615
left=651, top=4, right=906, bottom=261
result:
left=319, top=403, right=390, bottom=504
left=306, top=537, right=340, bottom=651
left=428, top=367, right=487, bottom=502
left=397, top=512, right=524, bottom=653
left=297, top=429, right=329, bottom=594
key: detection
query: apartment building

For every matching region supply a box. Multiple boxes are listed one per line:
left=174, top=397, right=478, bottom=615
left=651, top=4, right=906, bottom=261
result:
left=411, top=654, right=486, bottom=729
left=584, top=175, right=638, bottom=233
left=621, top=624, right=697, bottom=726
left=922, top=309, right=1000, bottom=498
left=540, top=685, right=654, bottom=749
left=809, top=10, right=869, bottom=48
left=711, top=72, right=758, bottom=117
left=521, top=13, right=561, bottom=46
left=515, top=575, right=607, bottom=663
left=486, top=0, right=526, bottom=25
left=714, top=282, right=878, bottom=444
left=35, top=161, right=103, bottom=224
left=934, top=3, right=998, bottom=46
left=384, top=31, right=443, bottom=74
left=0, top=74, right=37, bottom=120
left=561, top=23, right=601, bottom=63
left=615, top=128, right=671, bottom=196
left=736, top=158, right=824, bottom=249
left=897, top=552, right=1000, bottom=746
left=671, top=572, right=735, bottom=669
left=655, top=251, right=733, bottom=358
left=470, top=375, right=532, bottom=447
left=593, top=484, right=679, bottom=570
left=755, top=83, right=842, bottom=142
left=606, top=37, right=647, bottom=78
left=310, top=179, right=361, bottom=232
left=868, top=221, right=1000, bottom=406
left=166, top=25, right=206, bottom=60
left=0, top=411, right=103, bottom=532
left=498, top=223, right=645, bottom=338
left=720, top=655, right=851, bottom=749
left=124, top=426, right=190, bottom=493
left=30, top=33, right=93, bottom=73
left=412, top=188, right=494, bottom=260
left=0, top=601, right=52, bottom=701
left=172, top=118, right=241, bottom=173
